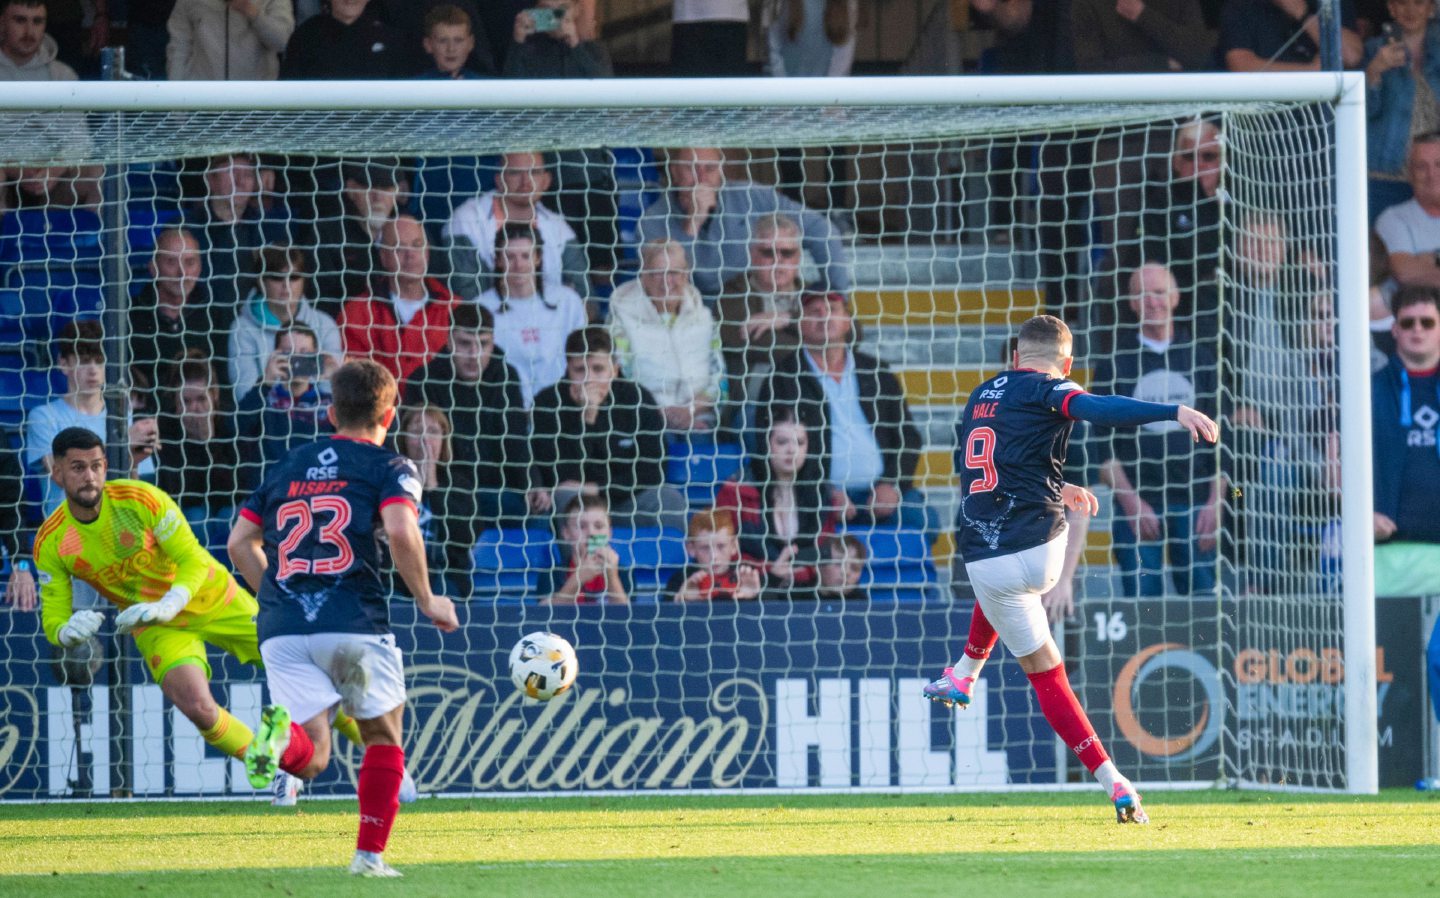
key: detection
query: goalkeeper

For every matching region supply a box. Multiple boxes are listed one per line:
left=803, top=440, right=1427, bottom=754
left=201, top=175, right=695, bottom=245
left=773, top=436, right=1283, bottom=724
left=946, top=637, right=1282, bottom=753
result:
left=35, top=427, right=369, bottom=786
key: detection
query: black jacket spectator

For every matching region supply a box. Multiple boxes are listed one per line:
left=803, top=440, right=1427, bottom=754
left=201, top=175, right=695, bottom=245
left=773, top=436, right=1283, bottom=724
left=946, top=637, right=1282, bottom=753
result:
left=529, top=377, right=667, bottom=507
left=502, top=33, right=611, bottom=78
left=156, top=417, right=242, bottom=514
left=402, top=345, right=528, bottom=495
left=756, top=347, right=923, bottom=493
left=280, top=8, right=408, bottom=79
left=128, top=281, right=225, bottom=390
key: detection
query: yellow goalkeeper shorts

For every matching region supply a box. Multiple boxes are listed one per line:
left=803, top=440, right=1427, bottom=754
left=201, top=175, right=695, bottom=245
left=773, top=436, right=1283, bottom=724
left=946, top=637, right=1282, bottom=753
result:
left=133, top=590, right=262, bottom=684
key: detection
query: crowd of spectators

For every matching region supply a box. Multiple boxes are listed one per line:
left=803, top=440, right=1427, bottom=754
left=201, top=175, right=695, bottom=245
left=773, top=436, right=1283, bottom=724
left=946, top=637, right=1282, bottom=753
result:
left=0, top=0, right=1429, bottom=609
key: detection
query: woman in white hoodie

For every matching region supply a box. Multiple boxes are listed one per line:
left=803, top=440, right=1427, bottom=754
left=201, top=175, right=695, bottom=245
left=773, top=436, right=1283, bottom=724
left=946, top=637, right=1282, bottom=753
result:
left=608, top=238, right=725, bottom=435
left=227, top=242, right=342, bottom=399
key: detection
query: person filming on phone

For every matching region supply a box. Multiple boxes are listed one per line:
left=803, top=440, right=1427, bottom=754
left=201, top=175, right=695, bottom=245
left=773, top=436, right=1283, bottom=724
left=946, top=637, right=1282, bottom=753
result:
left=1363, top=0, right=1440, bottom=224
left=236, top=324, right=335, bottom=489
left=503, top=0, right=611, bottom=78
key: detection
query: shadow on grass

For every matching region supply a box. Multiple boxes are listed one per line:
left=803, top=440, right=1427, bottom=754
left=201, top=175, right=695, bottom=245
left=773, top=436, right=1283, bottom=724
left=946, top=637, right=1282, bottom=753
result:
left=5, top=845, right=1440, bottom=898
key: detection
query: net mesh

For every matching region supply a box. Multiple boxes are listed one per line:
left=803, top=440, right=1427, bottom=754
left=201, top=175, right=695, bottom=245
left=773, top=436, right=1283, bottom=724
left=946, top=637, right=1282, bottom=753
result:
left=0, top=92, right=1351, bottom=799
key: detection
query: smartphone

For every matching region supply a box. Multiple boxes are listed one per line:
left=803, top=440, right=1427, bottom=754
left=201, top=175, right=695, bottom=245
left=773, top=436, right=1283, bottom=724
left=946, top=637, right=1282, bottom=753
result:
left=1382, top=21, right=1401, bottom=43
left=586, top=533, right=608, bottom=554
left=527, top=7, right=565, bottom=32
left=289, top=353, right=321, bottom=380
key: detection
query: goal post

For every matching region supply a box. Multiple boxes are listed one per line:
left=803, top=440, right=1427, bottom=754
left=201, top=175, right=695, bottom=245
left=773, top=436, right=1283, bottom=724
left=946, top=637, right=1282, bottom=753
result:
left=0, top=73, right=1375, bottom=798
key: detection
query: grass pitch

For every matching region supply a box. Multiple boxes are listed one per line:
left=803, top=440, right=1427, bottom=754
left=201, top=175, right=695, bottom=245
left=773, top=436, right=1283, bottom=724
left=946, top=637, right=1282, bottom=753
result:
left=0, top=790, right=1435, bottom=897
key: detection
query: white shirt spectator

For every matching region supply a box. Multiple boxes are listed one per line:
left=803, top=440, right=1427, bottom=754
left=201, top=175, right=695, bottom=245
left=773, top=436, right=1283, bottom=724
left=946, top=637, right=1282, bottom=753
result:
left=607, top=276, right=724, bottom=412
left=228, top=292, right=343, bottom=400
left=1376, top=198, right=1440, bottom=255
left=475, top=287, right=587, bottom=407
left=444, top=190, right=578, bottom=294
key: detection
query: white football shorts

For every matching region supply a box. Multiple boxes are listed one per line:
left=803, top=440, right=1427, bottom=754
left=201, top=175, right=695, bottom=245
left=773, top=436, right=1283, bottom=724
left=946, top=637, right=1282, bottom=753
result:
left=964, top=526, right=1068, bottom=658
left=259, top=632, right=406, bottom=725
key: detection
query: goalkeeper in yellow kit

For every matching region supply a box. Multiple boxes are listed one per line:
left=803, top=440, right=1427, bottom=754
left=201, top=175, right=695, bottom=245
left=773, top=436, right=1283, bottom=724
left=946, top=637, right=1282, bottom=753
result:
left=35, top=427, right=376, bottom=802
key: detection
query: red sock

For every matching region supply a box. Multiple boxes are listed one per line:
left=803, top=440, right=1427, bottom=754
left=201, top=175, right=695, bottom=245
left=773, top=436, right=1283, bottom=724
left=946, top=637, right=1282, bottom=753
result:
left=279, top=722, right=314, bottom=775
left=356, top=744, right=405, bottom=854
left=1027, top=663, right=1110, bottom=773
left=965, top=604, right=998, bottom=660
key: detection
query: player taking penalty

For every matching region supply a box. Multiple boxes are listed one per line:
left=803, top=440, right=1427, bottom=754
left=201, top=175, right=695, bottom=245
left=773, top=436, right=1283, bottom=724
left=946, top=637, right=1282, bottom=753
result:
left=228, top=359, right=459, bottom=878
left=923, top=315, right=1218, bottom=824
left=31, top=427, right=379, bottom=800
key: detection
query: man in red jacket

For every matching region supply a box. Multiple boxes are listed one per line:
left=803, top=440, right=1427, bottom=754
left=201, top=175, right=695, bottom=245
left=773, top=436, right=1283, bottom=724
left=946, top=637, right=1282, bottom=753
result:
left=339, top=214, right=456, bottom=381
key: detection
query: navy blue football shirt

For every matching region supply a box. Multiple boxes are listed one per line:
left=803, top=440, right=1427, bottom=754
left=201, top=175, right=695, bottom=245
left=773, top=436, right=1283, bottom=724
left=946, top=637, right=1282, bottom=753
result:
left=240, top=436, right=422, bottom=642
left=954, top=369, right=1085, bottom=563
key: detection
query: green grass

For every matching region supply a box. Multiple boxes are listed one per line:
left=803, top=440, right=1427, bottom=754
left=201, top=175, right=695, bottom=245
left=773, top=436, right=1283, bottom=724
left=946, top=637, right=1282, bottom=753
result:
left=1, top=790, right=1437, bottom=897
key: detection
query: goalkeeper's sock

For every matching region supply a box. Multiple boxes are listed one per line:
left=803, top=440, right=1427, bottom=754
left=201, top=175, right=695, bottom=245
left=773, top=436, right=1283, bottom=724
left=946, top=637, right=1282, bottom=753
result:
left=951, top=603, right=998, bottom=679
left=356, top=744, right=405, bottom=854
left=333, top=709, right=363, bottom=746
left=1027, top=662, right=1110, bottom=774
left=279, top=722, right=315, bottom=776
left=200, top=709, right=254, bottom=760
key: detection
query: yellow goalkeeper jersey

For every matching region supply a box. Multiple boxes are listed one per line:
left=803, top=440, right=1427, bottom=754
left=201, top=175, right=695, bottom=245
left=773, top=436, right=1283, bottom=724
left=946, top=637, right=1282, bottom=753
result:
left=36, top=479, right=246, bottom=646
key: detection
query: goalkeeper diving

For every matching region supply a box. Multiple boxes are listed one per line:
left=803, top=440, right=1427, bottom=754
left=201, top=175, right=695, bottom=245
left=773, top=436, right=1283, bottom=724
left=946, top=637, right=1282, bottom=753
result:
left=34, top=427, right=396, bottom=802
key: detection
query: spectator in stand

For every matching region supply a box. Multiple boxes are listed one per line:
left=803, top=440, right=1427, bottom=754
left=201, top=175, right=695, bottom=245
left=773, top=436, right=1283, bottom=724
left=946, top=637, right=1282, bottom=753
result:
left=718, top=212, right=805, bottom=425
left=1133, top=117, right=1225, bottom=303
left=25, top=321, right=159, bottom=515
left=395, top=404, right=475, bottom=597
left=714, top=408, right=832, bottom=597
left=505, top=0, right=610, bottom=77
left=280, top=0, right=406, bottom=79
left=403, top=302, right=530, bottom=528
left=385, top=0, right=495, bottom=76
left=156, top=356, right=241, bottom=518
left=1363, top=0, right=1440, bottom=224
left=537, top=493, right=631, bottom=605
left=475, top=223, right=587, bottom=406
left=671, top=0, right=749, bottom=76
left=309, top=160, right=400, bottom=312
left=228, top=241, right=342, bottom=399
left=815, top=532, right=866, bottom=600
left=0, top=163, right=98, bottom=217
left=183, top=152, right=284, bottom=321
left=126, top=0, right=174, bottom=79
left=1095, top=262, right=1223, bottom=597
left=529, top=326, right=687, bottom=533
left=0, top=0, right=77, bottom=80
left=339, top=214, right=457, bottom=382
left=608, top=238, right=726, bottom=436
left=1219, top=0, right=1362, bottom=71
left=973, top=0, right=1074, bottom=74
left=444, top=151, right=586, bottom=297
left=1377, top=132, right=1440, bottom=287
left=0, top=442, right=35, bottom=611
left=1071, top=0, right=1212, bottom=72
left=755, top=291, right=929, bottom=537
left=637, top=146, right=851, bottom=300
left=235, top=323, right=332, bottom=487
left=130, top=228, right=225, bottom=394
left=665, top=509, right=762, bottom=602
left=1369, top=287, right=1440, bottom=715
left=166, top=0, right=293, bottom=80
left=415, top=3, right=491, bottom=78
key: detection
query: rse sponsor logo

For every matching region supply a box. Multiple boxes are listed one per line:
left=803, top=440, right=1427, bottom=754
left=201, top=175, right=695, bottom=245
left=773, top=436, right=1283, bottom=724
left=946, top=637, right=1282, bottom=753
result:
left=305, top=465, right=339, bottom=481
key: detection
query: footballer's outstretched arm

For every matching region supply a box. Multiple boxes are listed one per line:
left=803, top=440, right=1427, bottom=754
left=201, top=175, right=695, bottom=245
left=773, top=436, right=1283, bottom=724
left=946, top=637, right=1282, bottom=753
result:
left=380, top=503, right=459, bottom=633
left=1065, top=393, right=1219, bottom=443
left=227, top=515, right=267, bottom=593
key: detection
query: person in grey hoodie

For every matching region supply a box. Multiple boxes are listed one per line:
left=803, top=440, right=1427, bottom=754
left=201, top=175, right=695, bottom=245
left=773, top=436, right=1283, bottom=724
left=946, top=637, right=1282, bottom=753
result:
left=228, top=242, right=342, bottom=400
left=0, top=0, right=78, bottom=80
left=166, top=0, right=294, bottom=80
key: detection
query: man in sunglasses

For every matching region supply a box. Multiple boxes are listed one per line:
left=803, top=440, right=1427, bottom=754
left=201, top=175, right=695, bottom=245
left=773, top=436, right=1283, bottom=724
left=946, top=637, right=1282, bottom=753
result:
left=1372, top=284, right=1440, bottom=726
left=718, top=213, right=805, bottom=426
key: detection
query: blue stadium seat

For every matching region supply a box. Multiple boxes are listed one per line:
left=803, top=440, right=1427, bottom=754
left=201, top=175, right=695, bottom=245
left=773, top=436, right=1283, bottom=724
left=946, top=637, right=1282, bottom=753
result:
left=0, top=209, right=104, bottom=268
left=126, top=205, right=183, bottom=268
left=613, top=147, right=661, bottom=269
left=0, top=290, right=25, bottom=344
left=471, top=527, right=549, bottom=601
left=6, top=266, right=104, bottom=340
left=849, top=527, right=939, bottom=601
left=411, top=154, right=498, bottom=226
left=611, top=526, right=687, bottom=600
left=665, top=439, right=745, bottom=506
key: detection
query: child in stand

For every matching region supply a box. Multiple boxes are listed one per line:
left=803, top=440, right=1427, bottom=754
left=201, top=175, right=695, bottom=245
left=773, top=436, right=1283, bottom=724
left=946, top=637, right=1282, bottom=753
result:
left=815, top=533, right=867, bottom=600
left=666, top=509, right=762, bottom=602
left=538, top=494, right=631, bottom=605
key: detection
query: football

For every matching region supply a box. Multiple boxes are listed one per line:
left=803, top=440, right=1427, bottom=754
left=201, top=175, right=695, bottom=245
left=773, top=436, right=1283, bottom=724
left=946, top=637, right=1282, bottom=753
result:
left=508, top=631, right=579, bottom=701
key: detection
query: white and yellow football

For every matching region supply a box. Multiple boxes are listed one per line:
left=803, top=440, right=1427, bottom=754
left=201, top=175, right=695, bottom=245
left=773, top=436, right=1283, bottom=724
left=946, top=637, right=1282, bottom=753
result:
left=508, top=631, right=578, bottom=701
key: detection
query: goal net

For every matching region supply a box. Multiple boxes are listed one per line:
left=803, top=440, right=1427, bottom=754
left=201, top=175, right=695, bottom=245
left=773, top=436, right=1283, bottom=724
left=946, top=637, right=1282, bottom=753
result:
left=0, top=75, right=1373, bottom=800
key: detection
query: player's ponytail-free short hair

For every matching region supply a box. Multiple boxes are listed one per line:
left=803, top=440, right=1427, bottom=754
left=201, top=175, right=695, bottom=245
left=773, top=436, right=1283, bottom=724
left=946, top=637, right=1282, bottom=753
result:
left=330, top=359, right=397, bottom=430
left=52, top=426, right=103, bottom=461
left=1016, top=314, right=1072, bottom=362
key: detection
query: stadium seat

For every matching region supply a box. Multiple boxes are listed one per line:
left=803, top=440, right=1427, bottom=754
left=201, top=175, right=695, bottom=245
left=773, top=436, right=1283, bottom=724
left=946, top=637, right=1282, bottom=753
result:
left=410, top=154, right=497, bottom=225
left=611, top=526, right=687, bottom=601
left=0, top=209, right=104, bottom=268
left=126, top=205, right=183, bottom=272
left=6, top=267, right=104, bottom=340
left=471, top=527, right=549, bottom=602
left=665, top=439, right=745, bottom=506
left=849, top=527, right=940, bottom=601
left=0, top=290, right=25, bottom=345
left=613, top=147, right=661, bottom=270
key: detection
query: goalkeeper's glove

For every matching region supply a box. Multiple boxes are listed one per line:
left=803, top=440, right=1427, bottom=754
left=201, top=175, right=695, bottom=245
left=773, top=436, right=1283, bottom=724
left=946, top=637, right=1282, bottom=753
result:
left=114, top=586, right=191, bottom=635
left=57, top=609, right=105, bottom=648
